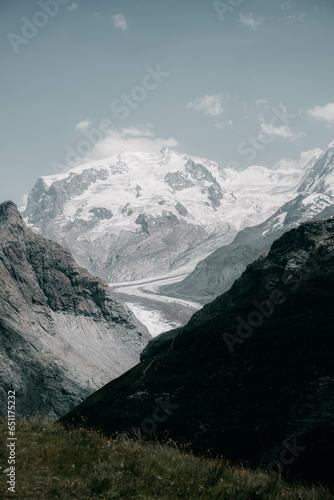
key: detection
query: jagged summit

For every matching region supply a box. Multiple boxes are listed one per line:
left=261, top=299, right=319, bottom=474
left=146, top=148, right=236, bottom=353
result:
left=0, top=201, right=31, bottom=242
left=0, top=200, right=22, bottom=221
left=0, top=199, right=18, bottom=210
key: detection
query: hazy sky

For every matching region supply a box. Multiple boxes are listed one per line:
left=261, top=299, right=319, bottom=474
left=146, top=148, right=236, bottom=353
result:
left=1, top=0, right=334, bottom=205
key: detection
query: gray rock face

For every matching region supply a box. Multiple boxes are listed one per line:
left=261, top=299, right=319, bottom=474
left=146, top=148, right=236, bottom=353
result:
left=185, top=159, right=224, bottom=208
left=25, top=168, right=110, bottom=223
left=162, top=193, right=334, bottom=304
left=0, top=201, right=150, bottom=418
left=164, top=171, right=194, bottom=191
left=88, top=207, right=113, bottom=220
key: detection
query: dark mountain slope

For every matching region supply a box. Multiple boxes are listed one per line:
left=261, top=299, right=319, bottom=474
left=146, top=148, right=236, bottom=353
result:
left=61, top=265, right=334, bottom=485
left=187, top=217, right=334, bottom=328
left=143, top=216, right=334, bottom=360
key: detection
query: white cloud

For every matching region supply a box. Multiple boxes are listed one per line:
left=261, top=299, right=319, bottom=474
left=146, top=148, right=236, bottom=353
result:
left=254, top=98, right=269, bottom=107
left=274, top=148, right=323, bottom=171
left=239, top=13, right=264, bottom=30
left=75, top=119, right=93, bottom=131
left=299, top=148, right=323, bottom=167
left=282, top=12, right=306, bottom=23
left=280, top=2, right=291, bottom=9
left=112, top=14, right=128, bottom=32
left=66, top=3, right=78, bottom=11
left=214, top=120, right=233, bottom=129
left=308, top=103, right=334, bottom=124
left=273, top=157, right=299, bottom=171
left=84, top=127, right=178, bottom=161
left=121, top=127, right=153, bottom=137
left=260, top=120, right=304, bottom=142
left=186, top=94, right=224, bottom=117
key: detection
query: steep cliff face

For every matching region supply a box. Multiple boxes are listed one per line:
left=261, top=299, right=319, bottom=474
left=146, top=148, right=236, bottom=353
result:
left=0, top=201, right=150, bottom=418
left=22, top=149, right=300, bottom=282
left=61, top=219, right=334, bottom=485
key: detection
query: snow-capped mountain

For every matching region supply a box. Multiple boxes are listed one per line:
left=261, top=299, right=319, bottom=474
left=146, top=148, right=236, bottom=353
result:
left=23, top=148, right=301, bottom=283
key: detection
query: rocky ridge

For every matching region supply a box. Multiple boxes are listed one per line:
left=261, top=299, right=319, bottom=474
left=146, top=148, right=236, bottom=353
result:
left=61, top=218, right=334, bottom=485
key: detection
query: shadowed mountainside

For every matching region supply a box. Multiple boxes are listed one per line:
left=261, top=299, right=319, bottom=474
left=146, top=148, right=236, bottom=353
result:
left=142, top=217, right=334, bottom=359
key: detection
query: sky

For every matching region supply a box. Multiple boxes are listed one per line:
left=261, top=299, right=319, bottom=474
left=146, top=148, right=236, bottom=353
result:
left=1, top=0, right=334, bottom=206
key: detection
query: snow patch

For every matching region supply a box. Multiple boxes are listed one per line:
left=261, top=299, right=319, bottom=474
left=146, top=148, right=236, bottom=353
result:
left=124, top=303, right=180, bottom=337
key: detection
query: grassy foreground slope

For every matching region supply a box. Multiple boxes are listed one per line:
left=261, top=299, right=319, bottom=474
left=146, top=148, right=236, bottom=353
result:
left=0, top=418, right=332, bottom=499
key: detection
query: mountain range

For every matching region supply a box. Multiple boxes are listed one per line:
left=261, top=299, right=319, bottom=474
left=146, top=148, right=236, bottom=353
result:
left=2, top=139, right=334, bottom=486
left=22, top=147, right=304, bottom=283
left=21, top=141, right=334, bottom=337
left=163, top=191, right=334, bottom=304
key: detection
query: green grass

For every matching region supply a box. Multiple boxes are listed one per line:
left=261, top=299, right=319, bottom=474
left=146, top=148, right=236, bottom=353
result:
left=0, top=417, right=332, bottom=499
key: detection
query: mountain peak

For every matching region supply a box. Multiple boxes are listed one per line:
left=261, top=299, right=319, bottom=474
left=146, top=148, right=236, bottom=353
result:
left=0, top=201, right=24, bottom=226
